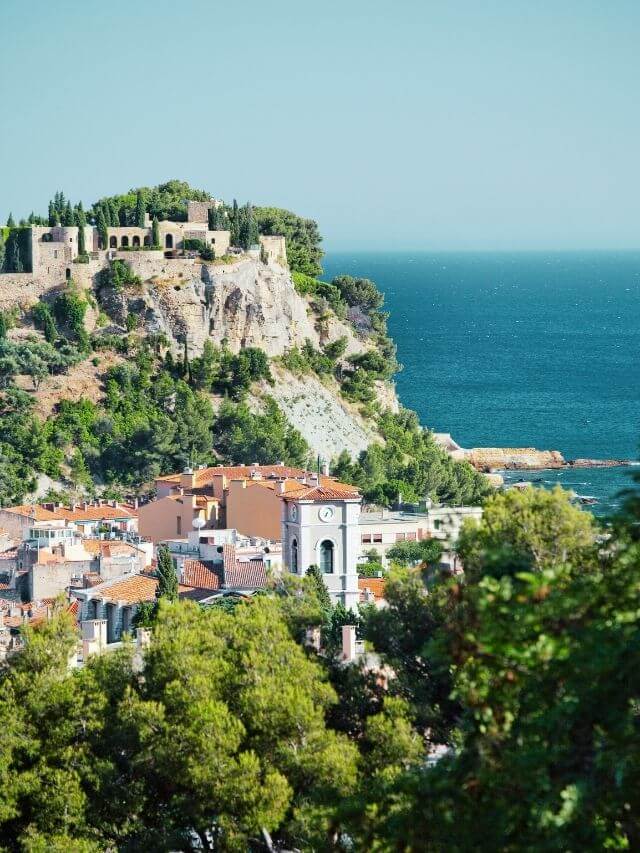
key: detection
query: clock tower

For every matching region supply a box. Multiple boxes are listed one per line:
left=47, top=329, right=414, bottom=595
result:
left=281, top=478, right=361, bottom=610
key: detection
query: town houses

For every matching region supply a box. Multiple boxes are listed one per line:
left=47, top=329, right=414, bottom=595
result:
left=0, top=463, right=483, bottom=660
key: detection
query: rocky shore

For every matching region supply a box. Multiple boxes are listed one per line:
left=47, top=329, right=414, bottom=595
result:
left=465, top=447, right=635, bottom=473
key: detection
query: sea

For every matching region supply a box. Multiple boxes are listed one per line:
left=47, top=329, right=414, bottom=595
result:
left=323, top=251, right=640, bottom=518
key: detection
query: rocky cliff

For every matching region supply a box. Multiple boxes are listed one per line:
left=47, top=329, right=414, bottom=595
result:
left=2, top=253, right=397, bottom=461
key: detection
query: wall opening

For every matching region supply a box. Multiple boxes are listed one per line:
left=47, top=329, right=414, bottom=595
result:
left=319, top=540, right=334, bottom=574
left=165, top=234, right=173, bottom=249
left=109, top=236, right=117, bottom=248
left=291, top=538, right=298, bottom=573
left=132, top=235, right=140, bottom=247
left=143, top=235, right=151, bottom=246
left=65, top=268, right=71, bottom=280
left=121, top=236, right=129, bottom=248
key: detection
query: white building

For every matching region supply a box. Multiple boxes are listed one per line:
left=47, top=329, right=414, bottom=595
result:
left=281, top=479, right=362, bottom=610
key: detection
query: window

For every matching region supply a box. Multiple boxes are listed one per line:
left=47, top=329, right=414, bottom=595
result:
left=434, top=520, right=441, bottom=531
left=372, top=533, right=382, bottom=543
left=407, top=532, right=417, bottom=541
left=395, top=532, right=406, bottom=542
left=319, top=540, right=334, bottom=574
left=176, top=516, right=182, bottom=535
left=291, top=538, right=298, bottom=573
left=109, top=236, right=117, bottom=248
left=361, top=533, right=372, bottom=544
left=132, top=235, right=140, bottom=247
left=121, top=236, right=129, bottom=248
left=165, top=234, right=173, bottom=249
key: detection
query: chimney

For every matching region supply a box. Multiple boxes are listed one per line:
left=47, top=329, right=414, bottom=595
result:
left=82, top=501, right=88, bottom=511
left=322, top=460, right=330, bottom=476
left=341, top=625, right=357, bottom=662
left=180, top=468, right=196, bottom=491
left=278, top=481, right=286, bottom=495
left=133, top=497, right=139, bottom=509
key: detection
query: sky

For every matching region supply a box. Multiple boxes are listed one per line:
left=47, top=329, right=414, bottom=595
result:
left=1, top=0, right=639, bottom=250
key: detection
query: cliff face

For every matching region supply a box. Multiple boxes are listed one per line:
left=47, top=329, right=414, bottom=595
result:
left=1, top=254, right=397, bottom=461
left=98, top=256, right=366, bottom=358
left=466, top=448, right=566, bottom=471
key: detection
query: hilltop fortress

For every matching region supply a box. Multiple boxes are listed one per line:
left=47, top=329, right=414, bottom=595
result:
left=0, top=198, right=286, bottom=311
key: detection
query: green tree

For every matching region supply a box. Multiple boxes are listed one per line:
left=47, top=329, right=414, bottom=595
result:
left=305, top=564, right=333, bottom=612
left=135, top=189, right=146, bottom=228
left=62, top=200, right=74, bottom=226
left=151, top=214, right=160, bottom=247
left=156, top=544, right=178, bottom=602
left=6, top=213, right=15, bottom=227
left=96, top=208, right=108, bottom=249
left=75, top=202, right=86, bottom=255
left=386, top=538, right=443, bottom=567
left=32, top=302, right=58, bottom=344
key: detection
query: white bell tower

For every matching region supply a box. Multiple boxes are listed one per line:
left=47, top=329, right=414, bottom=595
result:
left=282, top=490, right=361, bottom=610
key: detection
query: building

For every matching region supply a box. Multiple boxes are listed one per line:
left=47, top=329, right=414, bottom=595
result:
left=281, top=479, right=362, bottom=610
left=0, top=500, right=138, bottom=542
left=162, top=527, right=282, bottom=576
left=2, top=199, right=286, bottom=283
left=141, top=463, right=331, bottom=542
left=358, top=506, right=482, bottom=567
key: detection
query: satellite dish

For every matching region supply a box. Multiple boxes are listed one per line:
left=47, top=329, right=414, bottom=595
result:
left=193, top=517, right=206, bottom=530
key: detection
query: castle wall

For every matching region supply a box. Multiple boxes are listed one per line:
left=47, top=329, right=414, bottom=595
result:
left=260, top=235, right=287, bottom=267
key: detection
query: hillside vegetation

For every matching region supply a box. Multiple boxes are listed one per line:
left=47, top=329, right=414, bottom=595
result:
left=0, top=181, right=490, bottom=506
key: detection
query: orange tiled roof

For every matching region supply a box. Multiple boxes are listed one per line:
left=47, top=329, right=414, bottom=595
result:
left=282, top=482, right=361, bottom=502
left=2, top=505, right=62, bottom=521
left=157, top=464, right=309, bottom=487
left=85, top=574, right=158, bottom=605
left=80, top=539, right=139, bottom=558
left=358, top=577, right=386, bottom=602
left=2, top=503, right=136, bottom=523
left=182, top=559, right=222, bottom=591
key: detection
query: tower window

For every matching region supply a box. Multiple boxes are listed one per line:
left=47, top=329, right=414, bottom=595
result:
left=319, top=540, right=334, bottom=574
left=291, top=538, right=298, bottom=573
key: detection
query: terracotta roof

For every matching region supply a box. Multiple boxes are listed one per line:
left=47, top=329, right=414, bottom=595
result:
left=282, top=483, right=361, bottom=502
left=2, top=505, right=61, bottom=521
left=81, top=539, right=139, bottom=558
left=1, top=503, right=137, bottom=523
left=358, top=577, right=386, bottom=602
left=182, top=559, right=222, bottom=591
left=84, top=574, right=158, bottom=605
left=157, top=464, right=309, bottom=487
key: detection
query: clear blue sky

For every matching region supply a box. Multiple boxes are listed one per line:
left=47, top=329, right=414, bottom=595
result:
left=1, top=0, right=639, bottom=250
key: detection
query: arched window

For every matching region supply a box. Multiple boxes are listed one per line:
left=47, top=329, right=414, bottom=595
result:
left=143, top=235, right=151, bottom=246
left=132, top=235, right=140, bottom=247
left=121, top=235, right=129, bottom=248
left=319, top=540, right=334, bottom=574
left=165, top=233, right=173, bottom=249
left=291, top=538, right=298, bottom=573
left=65, top=267, right=71, bottom=280
left=109, top=235, right=117, bottom=248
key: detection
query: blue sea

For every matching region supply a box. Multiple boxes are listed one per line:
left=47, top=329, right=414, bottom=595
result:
left=323, top=252, right=640, bottom=517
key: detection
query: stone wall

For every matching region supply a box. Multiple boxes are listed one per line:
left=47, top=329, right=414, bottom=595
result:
left=259, top=235, right=287, bottom=266
left=0, top=274, right=52, bottom=311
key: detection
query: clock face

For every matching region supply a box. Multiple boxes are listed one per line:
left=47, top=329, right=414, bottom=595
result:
left=289, top=504, right=298, bottom=521
left=318, top=505, right=334, bottom=523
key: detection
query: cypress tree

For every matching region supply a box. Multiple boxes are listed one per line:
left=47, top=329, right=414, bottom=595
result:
left=135, top=191, right=146, bottom=228
left=0, top=230, right=5, bottom=272
left=6, top=213, right=15, bottom=227
left=110, top=200, right=119, bottom=228
left=62, top=201, right=74, bottom=226
left=306, top=564, right=333, bottom=612
left=75, top=203, right=86, bottom=255
left=182, top=337, right=191, bottom=381
left=156, top=544, right=178, bottom=602
left=96, top=209, right=108, bottom=250
left=0, top=313, right=6, bottom=340
left=152, top=215, right=160, bottom=247
left=48, top=202, right=58, bottom=227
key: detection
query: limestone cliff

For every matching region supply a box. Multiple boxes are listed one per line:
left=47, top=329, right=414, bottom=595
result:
left=1, top=254, right=397, bottom=461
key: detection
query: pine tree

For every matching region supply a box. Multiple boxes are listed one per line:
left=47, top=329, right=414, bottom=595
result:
left=75, top=203, right=86, bottom=255
left=135, top=190, right=146, bottom=228
left=152, top=215, right=160, bottom=247
left=6, top=213, right=15, bottom=227
left=156, top=544, right=178, bottom=602
left=96, top=208, right=108, bottom=250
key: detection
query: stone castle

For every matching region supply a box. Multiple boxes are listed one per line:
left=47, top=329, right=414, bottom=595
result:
left=0, top=199, right=287, bottom=310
